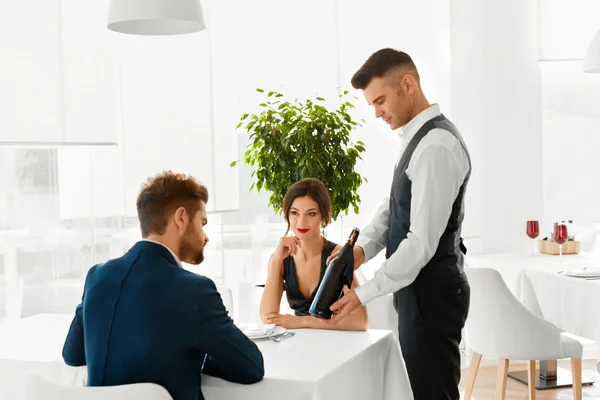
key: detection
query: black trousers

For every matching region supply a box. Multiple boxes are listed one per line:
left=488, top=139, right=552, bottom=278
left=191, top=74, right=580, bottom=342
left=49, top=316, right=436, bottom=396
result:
left=393, top=273, right=470, bottom=400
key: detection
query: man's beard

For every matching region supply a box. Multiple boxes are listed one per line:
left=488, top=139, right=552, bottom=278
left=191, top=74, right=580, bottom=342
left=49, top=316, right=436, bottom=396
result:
left=179, top=225, right=205, bottom=265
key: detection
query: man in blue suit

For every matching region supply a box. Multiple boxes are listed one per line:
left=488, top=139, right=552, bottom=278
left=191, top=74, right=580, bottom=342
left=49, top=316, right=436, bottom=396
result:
left=62, top=171, right=264, bottom=400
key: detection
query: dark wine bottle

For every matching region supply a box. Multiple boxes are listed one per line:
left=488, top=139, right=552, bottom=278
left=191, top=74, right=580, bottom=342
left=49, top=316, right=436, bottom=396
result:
left=309, top=228, right=360, bottom=319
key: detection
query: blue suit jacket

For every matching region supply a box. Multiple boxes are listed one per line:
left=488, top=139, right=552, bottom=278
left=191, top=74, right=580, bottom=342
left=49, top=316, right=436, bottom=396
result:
left=62, top=241, right=264, bottom=400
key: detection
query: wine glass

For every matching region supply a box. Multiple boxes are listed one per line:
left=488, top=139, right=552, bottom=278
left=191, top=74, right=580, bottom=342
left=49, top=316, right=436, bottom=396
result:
left=553, top=223, right=568, bottom=264
left=526, top=220, right=540, bottom=256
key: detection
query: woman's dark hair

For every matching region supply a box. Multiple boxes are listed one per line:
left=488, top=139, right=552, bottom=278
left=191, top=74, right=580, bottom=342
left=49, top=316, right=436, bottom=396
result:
left=282, top=178, right=332, bottom=235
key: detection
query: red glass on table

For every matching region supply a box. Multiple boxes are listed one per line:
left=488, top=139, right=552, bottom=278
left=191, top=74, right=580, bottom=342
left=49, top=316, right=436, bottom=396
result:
left=554, top=223, right=568, bottom=263
left=526, top=220, right=539, bottom=255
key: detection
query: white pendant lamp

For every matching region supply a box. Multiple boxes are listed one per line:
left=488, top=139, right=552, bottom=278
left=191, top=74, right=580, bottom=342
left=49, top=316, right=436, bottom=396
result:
left=583, top=30, right=600, bottom=74
left=108, top=0, right=205, bottom=35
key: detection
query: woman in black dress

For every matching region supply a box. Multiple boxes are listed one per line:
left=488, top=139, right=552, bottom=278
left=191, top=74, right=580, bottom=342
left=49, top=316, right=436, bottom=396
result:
left=259, top=178, right=368, bottom=330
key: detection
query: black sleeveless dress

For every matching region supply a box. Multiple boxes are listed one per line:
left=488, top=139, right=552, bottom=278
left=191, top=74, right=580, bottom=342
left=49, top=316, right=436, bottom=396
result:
left=282, top=239, right=337, bottom=316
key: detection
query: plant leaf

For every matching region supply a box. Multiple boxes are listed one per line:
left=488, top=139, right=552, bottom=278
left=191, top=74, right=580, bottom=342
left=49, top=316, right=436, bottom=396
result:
left=237, top=89, right=367, bottom=220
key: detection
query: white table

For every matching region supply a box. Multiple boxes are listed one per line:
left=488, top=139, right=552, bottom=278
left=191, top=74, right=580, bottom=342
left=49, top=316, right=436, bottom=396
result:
left=466, top=252, right=600, bottom=290
left=0, top=314, right=413, bottom=400
left=202, top=329, right=411, bottom=400
left=466, top=252, right=600, bottom=375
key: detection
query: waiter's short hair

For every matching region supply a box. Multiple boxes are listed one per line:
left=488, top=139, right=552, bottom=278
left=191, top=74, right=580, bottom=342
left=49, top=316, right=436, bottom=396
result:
left=351, top=48, right=420, bottom=89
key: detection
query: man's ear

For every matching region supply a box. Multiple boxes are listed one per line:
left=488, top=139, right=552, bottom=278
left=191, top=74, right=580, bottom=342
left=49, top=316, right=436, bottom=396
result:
left=173, top=207, right=188, bottom=231
left=403, top=74, right=417, bottom=95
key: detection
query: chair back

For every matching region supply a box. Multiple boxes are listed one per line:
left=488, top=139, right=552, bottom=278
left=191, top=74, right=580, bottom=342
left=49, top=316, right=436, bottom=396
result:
left=26, top=374, right=173, bottom=400
left=465, top=267, right=564, bottom=360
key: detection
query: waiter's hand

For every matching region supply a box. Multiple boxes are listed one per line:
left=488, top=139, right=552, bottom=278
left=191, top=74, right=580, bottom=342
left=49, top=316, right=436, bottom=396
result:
left=323, top=290, right=361, bottom=325
left=326, top=246, right=365, bottom=270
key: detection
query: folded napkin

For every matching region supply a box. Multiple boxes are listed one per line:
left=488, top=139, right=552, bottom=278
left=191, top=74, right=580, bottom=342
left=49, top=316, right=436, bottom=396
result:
left=563, top=268, right=600, bottom=278
left=238, top=323, right=276, bottom=337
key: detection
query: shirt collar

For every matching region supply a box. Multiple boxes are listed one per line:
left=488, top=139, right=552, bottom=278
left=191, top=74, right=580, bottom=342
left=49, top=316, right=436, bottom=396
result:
left=142, top=239, right=183, bottom=269
left=397, top=103, right=441, bottom=141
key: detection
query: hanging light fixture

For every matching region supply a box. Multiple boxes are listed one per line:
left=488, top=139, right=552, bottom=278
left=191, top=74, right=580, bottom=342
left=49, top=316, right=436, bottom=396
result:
left=108, top=0, right=205, bottom=35
left=583, top=30, right=600, bottom=74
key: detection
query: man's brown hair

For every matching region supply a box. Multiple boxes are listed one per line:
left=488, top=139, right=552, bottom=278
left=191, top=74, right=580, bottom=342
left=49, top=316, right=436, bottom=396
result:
left=351, top=48, right=420, bottom=90
left=136, top=171, right=209, bottom=237
left=282, top=178, right=332, bottom=235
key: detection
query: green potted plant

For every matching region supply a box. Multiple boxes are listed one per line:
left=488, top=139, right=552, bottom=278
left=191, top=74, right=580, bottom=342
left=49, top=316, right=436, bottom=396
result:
left=231, top=89, right=367, bottom=221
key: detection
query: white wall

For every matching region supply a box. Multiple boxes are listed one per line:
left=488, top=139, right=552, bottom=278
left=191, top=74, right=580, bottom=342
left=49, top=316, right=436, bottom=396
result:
left=450, top=0, right=544, bottom=254
left=539, top=0, right=600, bottom=249
left=539, top=0, right=600, bottom=61
left=449, top=0, right=600, bottom=254
left=0, top=1, right=62, bottom=142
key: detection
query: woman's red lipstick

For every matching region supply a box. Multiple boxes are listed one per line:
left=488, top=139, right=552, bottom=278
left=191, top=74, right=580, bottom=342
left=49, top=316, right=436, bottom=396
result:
left=296, top=228, right=310, bottom=233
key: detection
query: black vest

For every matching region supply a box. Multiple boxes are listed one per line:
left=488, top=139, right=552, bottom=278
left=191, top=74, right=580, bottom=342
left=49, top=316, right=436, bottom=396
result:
left=386, top=114, right=471, bottom=280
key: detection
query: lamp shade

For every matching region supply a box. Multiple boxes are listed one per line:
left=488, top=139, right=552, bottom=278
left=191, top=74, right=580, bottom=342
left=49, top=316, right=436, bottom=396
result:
left=108, top=0, right=205, bottom=35
left=584, top=30, right=600, bottom=74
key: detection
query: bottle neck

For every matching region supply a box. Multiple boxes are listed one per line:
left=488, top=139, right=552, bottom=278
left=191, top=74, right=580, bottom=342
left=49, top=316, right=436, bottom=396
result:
left=347, top=229, right=359, bottom=247
left=338, top=240, right=354, bottom=258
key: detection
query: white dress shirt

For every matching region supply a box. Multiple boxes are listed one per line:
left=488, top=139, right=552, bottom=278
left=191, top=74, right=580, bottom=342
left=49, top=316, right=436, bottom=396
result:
left=142, top=239, right=183, bottom=268
left=354, top=104, right=470, bottom=305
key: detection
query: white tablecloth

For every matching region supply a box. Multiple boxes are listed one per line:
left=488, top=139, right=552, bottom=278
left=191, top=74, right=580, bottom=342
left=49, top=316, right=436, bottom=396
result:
left=0, top=315, right=413, bottom=400
left=467, top=252, right=600, bottom=373
left=202, top=329, right=412, bottom=400
left=466, top=252, right=600, bottom=290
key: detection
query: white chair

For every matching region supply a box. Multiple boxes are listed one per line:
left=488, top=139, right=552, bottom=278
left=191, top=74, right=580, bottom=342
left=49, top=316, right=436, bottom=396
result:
left=464, top=267, right=583, bottom=400
left=216, top=285, right=234, bottom=320
left=26, top=374, right=173, bottom=400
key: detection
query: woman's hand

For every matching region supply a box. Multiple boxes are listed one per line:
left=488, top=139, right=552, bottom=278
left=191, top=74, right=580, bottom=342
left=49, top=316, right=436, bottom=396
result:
left=273, top=236, right=301, bottom=260
left=263, top=312, right=306, bottom=329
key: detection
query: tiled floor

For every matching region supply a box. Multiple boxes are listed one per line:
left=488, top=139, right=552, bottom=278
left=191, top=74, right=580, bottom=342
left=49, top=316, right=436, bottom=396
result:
left=459, top=359, right=600, bottom=399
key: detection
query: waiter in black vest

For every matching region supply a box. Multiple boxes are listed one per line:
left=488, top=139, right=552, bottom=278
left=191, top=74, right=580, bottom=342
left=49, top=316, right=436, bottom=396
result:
left=325, top=48, right=471, bottom=400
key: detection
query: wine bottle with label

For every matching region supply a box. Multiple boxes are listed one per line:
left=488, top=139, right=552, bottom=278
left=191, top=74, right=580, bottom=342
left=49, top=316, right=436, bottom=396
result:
left=309, top=228, right=360, bottom=319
